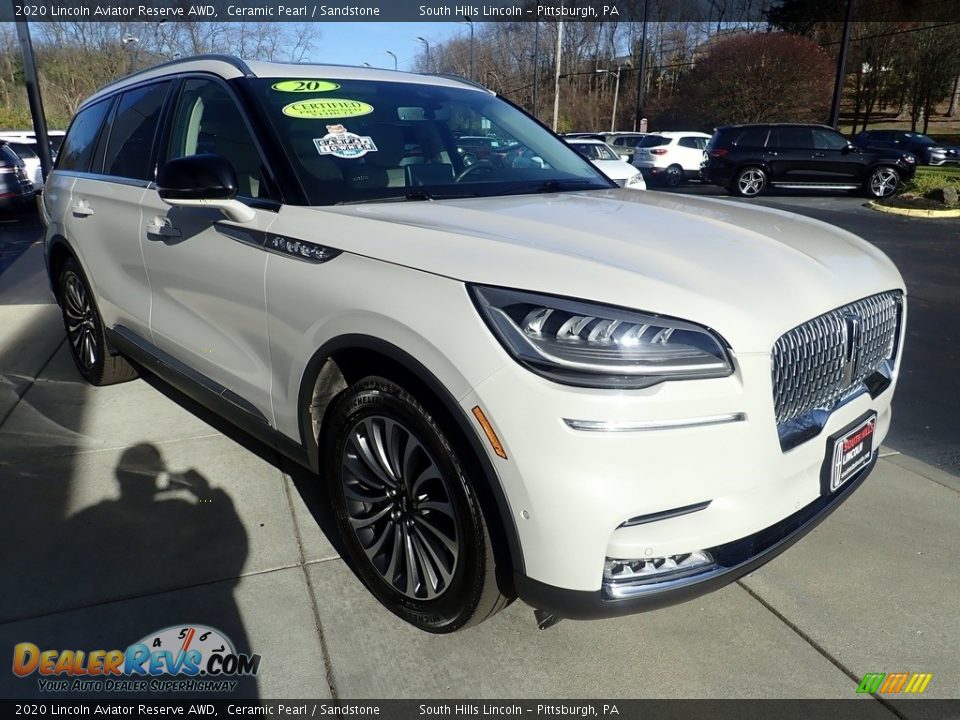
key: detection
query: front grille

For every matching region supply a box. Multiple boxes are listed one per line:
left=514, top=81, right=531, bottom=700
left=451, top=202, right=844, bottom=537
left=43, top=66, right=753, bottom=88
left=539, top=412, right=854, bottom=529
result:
left=772, top=291, right=902, bottom=426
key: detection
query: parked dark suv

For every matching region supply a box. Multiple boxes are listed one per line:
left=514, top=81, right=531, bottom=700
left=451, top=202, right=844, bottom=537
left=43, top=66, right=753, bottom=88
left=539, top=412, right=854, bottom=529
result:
left=701, top=123, right=917, bottom=198
left=854, top=130, right=959, bottom=167
left=0, top=141, right=36, bottom=215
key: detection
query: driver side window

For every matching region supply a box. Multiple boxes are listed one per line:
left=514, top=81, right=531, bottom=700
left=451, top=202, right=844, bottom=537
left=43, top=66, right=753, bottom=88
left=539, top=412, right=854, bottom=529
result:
left=166, top=79, right=268, bottom=199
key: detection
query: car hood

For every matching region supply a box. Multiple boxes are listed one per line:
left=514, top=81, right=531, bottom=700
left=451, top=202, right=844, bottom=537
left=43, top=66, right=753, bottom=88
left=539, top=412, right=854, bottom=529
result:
left=280, top=189, right=905, bottom=353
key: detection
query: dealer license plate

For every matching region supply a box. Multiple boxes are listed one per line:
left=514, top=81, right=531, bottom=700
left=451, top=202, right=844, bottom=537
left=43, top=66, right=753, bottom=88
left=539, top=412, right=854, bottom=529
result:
left=825, top=412, right=877, bottom=494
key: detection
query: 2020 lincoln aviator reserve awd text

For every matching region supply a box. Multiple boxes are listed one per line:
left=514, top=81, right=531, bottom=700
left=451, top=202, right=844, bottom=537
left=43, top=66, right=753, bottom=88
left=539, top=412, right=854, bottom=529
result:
left=42, top=57, right=906, bottom=632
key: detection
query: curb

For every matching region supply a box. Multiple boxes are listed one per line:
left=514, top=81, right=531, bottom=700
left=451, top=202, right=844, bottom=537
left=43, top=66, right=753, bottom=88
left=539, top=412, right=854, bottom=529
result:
left=866, top=201, right=960, bottom=218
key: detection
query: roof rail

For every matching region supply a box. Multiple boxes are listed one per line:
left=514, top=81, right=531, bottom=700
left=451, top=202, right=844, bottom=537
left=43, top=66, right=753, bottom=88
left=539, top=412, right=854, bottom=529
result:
left=426, top=73, right=491, bottom=92
left=92, top=54, right=254, bottom=97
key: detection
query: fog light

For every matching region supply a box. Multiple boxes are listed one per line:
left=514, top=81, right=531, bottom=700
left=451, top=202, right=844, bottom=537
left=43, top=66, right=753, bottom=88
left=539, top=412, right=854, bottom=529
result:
left=604, top=550, right=715, bottom=585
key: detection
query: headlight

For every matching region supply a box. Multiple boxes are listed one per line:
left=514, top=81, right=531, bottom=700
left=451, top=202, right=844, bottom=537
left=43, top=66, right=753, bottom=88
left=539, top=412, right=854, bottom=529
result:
left=626, top=173, right=646, bottom=189
left=902, top=154, right=916, bottom=163
left=469, top=286, right=733, bottom=389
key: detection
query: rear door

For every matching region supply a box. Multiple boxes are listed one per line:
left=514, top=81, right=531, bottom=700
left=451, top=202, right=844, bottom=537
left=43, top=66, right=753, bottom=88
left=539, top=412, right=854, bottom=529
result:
left=675, top=136, right=708, bottom=172
left=139, top=76, right=279, bottom=421
left=60, top=84, right=170, bottom=338
left=767, top=126, right=816, bottom=183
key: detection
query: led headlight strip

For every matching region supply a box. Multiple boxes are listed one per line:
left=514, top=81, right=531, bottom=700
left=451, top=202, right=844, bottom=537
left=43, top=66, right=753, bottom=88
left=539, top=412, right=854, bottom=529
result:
left=470, top=285, right=732, bottom=389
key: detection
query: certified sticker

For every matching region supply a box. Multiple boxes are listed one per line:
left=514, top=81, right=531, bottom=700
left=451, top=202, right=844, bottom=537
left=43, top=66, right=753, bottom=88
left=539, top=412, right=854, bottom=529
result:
left=314, top=124, right=378, bottom=159
left=271, top=80, right=340, bottom=93
left=282, top=98, right=374, bottom=119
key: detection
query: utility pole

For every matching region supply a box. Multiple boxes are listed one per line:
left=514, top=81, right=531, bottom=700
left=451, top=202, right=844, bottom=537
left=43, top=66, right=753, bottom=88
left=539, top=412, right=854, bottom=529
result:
left=460, top=19, right=474, bottom=80
left=532, top=21, right=540, bottom=118
left=15, top=21, right=53, bottom=182
left=828, top=0, right=855, bottom=130
left=633, top=0, right=649, bottom=132
left=552, top=19, right=564, bottom=132
left=598, top=65, right=629, bottom=133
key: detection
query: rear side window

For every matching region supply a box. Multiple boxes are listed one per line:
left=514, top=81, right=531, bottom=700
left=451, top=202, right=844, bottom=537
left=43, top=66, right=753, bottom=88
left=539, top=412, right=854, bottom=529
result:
left=0, top=144, right=20, bottom=166
left=8, top=142, right=37, bottom=160
left=57, top=99, right=112, bottom=172
left=678, top=136, right=707, bottom=150
left=771, top=127, right=814, bottom=150
left=102, top=82, right=170, bottom=181
left=639, top=135, right=671, bottom=148
left=733, top=127, right=769, bottom=147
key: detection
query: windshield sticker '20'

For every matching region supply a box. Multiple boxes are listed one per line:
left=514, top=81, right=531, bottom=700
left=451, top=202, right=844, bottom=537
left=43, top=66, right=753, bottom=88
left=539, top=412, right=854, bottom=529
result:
left=272, top=80, right=341, bottom=93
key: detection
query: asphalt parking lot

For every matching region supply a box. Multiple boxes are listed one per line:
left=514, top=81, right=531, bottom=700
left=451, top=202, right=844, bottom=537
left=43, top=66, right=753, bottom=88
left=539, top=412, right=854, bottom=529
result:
left=0, top=193, right=957, bottom=705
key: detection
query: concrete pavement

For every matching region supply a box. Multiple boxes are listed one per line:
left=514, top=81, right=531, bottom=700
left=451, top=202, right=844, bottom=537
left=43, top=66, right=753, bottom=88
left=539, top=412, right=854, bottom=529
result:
left=1, top=237, right=957, bottom=706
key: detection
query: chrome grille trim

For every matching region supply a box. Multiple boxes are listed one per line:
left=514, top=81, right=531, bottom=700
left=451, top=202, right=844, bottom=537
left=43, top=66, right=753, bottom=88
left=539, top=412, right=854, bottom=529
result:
left=772, top=291, right=902, bottom=427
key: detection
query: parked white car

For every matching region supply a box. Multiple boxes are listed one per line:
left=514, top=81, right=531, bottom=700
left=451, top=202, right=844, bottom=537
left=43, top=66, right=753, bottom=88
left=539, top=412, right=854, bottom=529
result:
left=0, top=130, right=65, bottom=188
left=564, top=138, right=646, bottom=189
left=42, top=58, right=905, bottom=632
left=632, top=131, right=712, bottom=186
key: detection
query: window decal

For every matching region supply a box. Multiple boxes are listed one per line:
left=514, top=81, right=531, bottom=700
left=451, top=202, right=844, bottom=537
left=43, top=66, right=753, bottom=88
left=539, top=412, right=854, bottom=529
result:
left=282, top=98, right=374, bottom=119
left=313, top=124, right=378, bottom=159
left=271, top=80, right=340, bottom=93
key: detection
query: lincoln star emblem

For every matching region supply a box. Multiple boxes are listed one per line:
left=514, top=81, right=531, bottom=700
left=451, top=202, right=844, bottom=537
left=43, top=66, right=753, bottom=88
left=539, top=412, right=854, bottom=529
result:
left=842, top=312, right=862, bottom=385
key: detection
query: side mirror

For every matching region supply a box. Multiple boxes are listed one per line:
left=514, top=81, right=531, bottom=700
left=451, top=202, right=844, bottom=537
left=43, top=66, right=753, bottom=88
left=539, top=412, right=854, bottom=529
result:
left=842, top=143, right=856, bottom=155
left=157, top=153, right=255, bottom=223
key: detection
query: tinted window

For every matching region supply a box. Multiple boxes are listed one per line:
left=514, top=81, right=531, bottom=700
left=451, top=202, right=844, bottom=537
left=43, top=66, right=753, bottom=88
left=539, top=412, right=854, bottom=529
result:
left=612, top=136, right=644, bottom=147
left=733, top=127, right=769, bottom=147
left=812, top=128, right=849, bottom=150
left=57, top=99, right=112, bottom=172
left=0, top=144, right=21, bottom=166
left=772, top=127, right=814, bottom=149
left=8, top=142, right=37, bottom=160
left=166, top=79, right=268, bottom=199
left=103, top=82, right=170, bottom=181
left=678, top=136, right=707, bottom=150
left=639, top=135, right=671, bottom=148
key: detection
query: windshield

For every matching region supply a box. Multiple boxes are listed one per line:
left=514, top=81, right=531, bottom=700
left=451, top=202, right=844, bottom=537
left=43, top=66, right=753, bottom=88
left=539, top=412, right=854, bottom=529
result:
left=570, top=142, right=619, bottom=161
left=246, top=78, right=611, bottom=204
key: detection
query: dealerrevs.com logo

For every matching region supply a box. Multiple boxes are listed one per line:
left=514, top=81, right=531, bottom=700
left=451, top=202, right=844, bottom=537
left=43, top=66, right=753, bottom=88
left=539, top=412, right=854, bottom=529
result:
left=13, top=625, right=261, bottom=693
left=857, top=672, right=933, bottom=695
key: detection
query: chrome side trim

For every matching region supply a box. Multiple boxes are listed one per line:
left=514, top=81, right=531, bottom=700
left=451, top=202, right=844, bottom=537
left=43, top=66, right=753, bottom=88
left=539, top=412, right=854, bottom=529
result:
left=620, top=500, right=712, bottom=528
left=563, top=413, right=746, bottom=433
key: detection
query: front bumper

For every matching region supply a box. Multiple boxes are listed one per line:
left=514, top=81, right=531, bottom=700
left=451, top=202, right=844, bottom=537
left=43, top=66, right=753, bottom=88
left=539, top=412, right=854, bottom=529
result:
left=514, top=452, right=876, bottom=619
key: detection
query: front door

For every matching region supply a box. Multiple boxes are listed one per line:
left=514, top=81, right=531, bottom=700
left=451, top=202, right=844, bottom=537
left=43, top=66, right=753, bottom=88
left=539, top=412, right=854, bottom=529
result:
left=139, top=77, right=279, bottom=422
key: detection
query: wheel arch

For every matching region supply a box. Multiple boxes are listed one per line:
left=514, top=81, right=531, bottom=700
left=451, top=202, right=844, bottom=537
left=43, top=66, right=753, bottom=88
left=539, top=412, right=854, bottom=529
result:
left=46, top=235, right=78, bottom=303
left=297, top=334, right=525, bottom=585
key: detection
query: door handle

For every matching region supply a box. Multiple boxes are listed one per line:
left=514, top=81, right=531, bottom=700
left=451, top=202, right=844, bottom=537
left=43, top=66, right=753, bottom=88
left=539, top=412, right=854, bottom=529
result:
left=71, top=201, right=94, bottom=217
left=146, top=221, right=182, bottom=238
left=813, top=152, right=826, bottom=158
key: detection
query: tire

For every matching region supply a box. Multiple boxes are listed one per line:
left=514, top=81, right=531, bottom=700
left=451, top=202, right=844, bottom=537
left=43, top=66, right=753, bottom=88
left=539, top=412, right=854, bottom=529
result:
left=730, top=166, right=768, bottom=197
left=866, top=166, right=900, bottom=199
left=324, top=377, right=509, bottom=633
left=57, top=257, right=138, bottom=386
left=665, top=164, right=685, bottom=187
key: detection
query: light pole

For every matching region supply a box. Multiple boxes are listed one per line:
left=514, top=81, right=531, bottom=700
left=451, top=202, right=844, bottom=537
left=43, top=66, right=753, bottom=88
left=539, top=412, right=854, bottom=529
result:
left=598, top=63, right=630, bottom=133
left=459, top=19, right=474, bottom=80
left=14, top=21, right=53, bottom=182
left=552, top=19, right=564, bottom=132
left=532, top=21, right=540, bottom=118
left=633, top=0, right=649, bottom=132
left=386, top=50, right=398, bottom=71
left=121, top=35, right=140, bottom=73
left=416, top=36, right=430, bottom=72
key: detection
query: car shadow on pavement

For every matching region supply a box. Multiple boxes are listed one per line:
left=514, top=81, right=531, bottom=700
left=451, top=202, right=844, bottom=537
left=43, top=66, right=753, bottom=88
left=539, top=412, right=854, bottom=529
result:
left=0, top=315, right=259, bottom=698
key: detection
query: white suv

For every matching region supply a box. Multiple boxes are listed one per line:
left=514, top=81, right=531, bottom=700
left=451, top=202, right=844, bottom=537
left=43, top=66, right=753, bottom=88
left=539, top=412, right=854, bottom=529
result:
left=42, top=57, right=906, bottom=632
left=632, top=131, right=711, bottom=186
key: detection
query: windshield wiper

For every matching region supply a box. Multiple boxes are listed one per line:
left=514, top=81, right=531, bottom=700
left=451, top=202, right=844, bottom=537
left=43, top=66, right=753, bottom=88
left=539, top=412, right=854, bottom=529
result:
left=336, top=190, right=482, bottom=205
left=496, top=179, right=608, bottom=196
